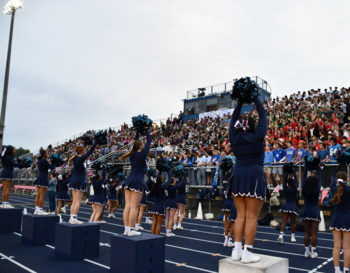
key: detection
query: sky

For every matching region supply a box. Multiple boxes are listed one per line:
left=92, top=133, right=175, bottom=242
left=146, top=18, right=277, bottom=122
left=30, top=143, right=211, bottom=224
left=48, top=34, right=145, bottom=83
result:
left=0, top=0, right=349, bottom=152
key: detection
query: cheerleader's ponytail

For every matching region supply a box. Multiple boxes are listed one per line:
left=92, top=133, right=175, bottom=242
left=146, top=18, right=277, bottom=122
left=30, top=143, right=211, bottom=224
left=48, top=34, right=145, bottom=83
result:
left=331, top=171, right=347, bottom=205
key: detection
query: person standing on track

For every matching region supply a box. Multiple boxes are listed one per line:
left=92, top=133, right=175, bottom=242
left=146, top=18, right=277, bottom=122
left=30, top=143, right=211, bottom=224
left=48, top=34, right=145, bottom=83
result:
left=222, top=172, right=234, bottom=247
left=329, top=165, right=350, bottom=273
left=278, top=170, right=299, bottom=244
left=135, top=174, right=153, bottom=231
left=34, top=150, right=56, bottom=215
left=173, top=172, right=187, bottom=231
left=300, top=167, right=321, bottom=258
left=107, top=178, right=119, bottom=219
left=228, top=94, right=268, bottom=264
left=56, top=173, right=73, bottom=216
left=148, top=171, right=172, bottom=235
left=119, top=127, right=151, bottom=236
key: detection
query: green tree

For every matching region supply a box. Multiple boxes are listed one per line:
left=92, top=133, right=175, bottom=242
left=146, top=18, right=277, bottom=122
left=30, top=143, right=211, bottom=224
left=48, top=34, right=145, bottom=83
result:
left=14, top=147, right=30, bottom=158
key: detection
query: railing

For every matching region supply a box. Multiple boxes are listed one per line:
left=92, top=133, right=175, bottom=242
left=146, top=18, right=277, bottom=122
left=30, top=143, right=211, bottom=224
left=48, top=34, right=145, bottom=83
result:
left=186, top=76, right=272, bottom=100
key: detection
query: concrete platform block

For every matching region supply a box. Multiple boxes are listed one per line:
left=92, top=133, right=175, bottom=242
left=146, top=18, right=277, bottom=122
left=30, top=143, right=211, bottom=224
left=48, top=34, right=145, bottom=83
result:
left=219, top=255, right=289, bottom=273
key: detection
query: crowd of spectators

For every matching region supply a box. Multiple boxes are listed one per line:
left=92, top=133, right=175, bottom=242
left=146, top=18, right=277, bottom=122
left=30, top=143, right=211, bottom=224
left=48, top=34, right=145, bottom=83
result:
left=17, top=85, right=350, bottom=189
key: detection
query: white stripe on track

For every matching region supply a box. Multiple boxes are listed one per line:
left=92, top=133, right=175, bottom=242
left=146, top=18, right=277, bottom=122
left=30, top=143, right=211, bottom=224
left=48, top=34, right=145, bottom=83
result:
left=15, top=200, right=332, bottom=262
left=9, top=195, right=334, bottom=250
left=8, top=194, right=334, bottom=241
left=84, top=259, right=110, bottom=270
left=165, top=260, right=218, bottom=273
left=0, top=252, right=37, bottom=273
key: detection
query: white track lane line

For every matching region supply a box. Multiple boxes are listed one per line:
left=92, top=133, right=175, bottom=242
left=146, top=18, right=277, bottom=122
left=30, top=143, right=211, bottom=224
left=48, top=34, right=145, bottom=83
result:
left=0, top=252, right=37, bottom=273
left=8, top=194, right=334, bottom=242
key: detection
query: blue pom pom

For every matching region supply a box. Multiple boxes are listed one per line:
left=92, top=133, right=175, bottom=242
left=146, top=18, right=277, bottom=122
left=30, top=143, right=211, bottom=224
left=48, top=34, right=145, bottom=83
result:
left=117, top=172, right=126, bottom=181
left=91, top=161, right=102, bottom=170
left=131, top=114, right=153, bottom=132
left=231, top=77, right=260, bottom=104
left=304, top=155, right=321, bottom=170
left=220, top=158, right=233, bottom=172
left=174, top=164, right=186, bottom=176
left=344, top=148, right=350, bottom=165
left=334, top=149, right=345, bottom=165
left=147, top=168, right=157, bottom=177
left=156, top=159, right=173, bottom=172
left=50, top=152, right=64, bottom=167
left=105, top=164, right=114, bottom=172
left=283, top=162, right=294, bottom=174
left=94, top=130, right=107, bottom=145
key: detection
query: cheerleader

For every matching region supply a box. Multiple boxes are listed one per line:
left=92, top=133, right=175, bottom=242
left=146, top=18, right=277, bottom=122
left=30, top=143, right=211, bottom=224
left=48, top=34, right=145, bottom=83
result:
left=119, top=128, right=151, bottom=236
left=56, top=173, right=73, bottom=216
left=227, top=199, right=237, bottom=246
left=173, top=172, right=187, bottom=230
left=146, top=194, right=155, bottom=224
left=222, top=172, right=234, bottom=247
left=107, top=178, right=119, bottom=219
left=278, top=171, right=299, bottom=244
left=136, top=174, right=153, bottom=231
left=300, top=168, right=321, bottom=258
left=33, top=150, right=56, bottom=215
left=228, top=95, right=268, bottom=263
left=87, top=168, right=109, bottom=223
left=165, top=174, right=183, bottom=237
left=0, top=146, right=25, bottom=208
left=97, top=171, right=111, bottom=224
left=148, top=171, right=172, bottom=235
left=68, top=141, right=98, bottom=224
left=329, top=165, right=350, bottom=273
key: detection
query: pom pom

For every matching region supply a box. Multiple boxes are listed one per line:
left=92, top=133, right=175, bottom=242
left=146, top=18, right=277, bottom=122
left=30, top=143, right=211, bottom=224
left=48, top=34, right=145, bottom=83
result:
left=283, top=162, right=294, bottom=174
left=94, top=130, right=107, bottom=145
left=50, top=152, right=64, bottom=167
left=343, top=148, right=350, bottom=165
left=173, top=164, right=186, bottom=176
left=156, top=159, right=173, bottom=172
left=105, top=164, right=114, bottom=173
left=82, top=134, right=93, bottom=146
left=147, top=168, right=157, bottom=178
left=91, top=161, right=102, bottom=170
left=117, top=172, right=126, bottom=181
left=334, top=149, right=345, bottom=165
left=231, top=77, right=260, bottom=104
left=220, top=158, right=233, bottom=172
left=131, top=114, right=153, bottom=132
left=304, top=155, right=322, bottom=171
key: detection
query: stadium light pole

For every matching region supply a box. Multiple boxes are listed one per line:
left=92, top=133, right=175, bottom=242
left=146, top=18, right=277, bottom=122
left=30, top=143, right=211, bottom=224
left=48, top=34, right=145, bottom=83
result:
left=0, top=0, right=22, bottom=149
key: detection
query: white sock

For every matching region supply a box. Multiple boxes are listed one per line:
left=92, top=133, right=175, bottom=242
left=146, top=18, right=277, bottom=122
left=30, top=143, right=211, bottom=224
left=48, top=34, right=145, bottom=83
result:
left=292, top=233, right=295, bottom=238
left=130, top=226, right=134, bottom=231
left=35, top=206, right=39, bottom=211
left=234, top=242, right=242, bottom=253
left=135, top=224, right=140, bottom=227
left=280, top=232, right=284, bottom=237
left=334, top=266, right=340, bottom=273
left=166, top=229, right=170, bottom=234
left=125, top=226, right=130, bottom=233
left=146, top=217, right=149, bottom=221
left=344, top=267, right=349, bottom=273
left=311, top=247, right=316, bottom=253
left=305, top=247, right=310, bottom=253
left=224, top=236, right=228, bottom=241
left=229, top=238, right=232, bottom=242
left=178, top=223, right=181, bottom=227
left=243, top=245, right=253, bottom=257
left=39, top=207, right=43, bottom=211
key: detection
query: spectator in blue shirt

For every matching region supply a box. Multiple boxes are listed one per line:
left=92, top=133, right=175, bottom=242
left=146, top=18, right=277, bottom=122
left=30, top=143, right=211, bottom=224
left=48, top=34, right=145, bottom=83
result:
left=296, top=142, right=307, bottom=188
left=285, top=141, right=297, bottom=163
left=264, top=145, right=274, bottom=188
left=317, top=143, right=330, bottom=162
left=328, top=137, right=342, bottom=161
left=273, top=142, right=286, bottom=189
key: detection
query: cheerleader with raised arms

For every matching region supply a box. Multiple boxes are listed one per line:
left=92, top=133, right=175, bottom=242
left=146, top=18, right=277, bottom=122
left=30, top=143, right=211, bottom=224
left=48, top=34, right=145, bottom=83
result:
left=68, top=141, right=98, bottom=224
left=56, top=173, right=73, bottom=216
left=107, top=178, right=119, bottom=219
left=119, top=127, right=151, bottom=236
left=136, top=173, right=153, bottom=231
left=329, top=165, right=350, bottom=273
left=222, top=172, right=234, bottom=247
left=173, top=172, right=187, bottom=230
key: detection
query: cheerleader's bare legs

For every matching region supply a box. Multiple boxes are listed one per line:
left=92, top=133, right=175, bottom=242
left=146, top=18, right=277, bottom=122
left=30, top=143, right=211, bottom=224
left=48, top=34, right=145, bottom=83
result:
left=123, top=190, right=143, bottom=235
left=278, top=213, right=297, bottom=244
left=151, top=214, right=165, bottom=235
left=2, top=180, right=12, bottom=203
left=146, top=203, right=153, bottom=223
left=94, top=204, right=104, bottom=222
left=108, top=200, right=118, bottom=216
left=90, top=204, right=97, bottom=222
left=173, top=204, right=185, bottom=229
left=303, top=220, right=319, bottom=257
left=71, top=190, right=84, bottom=221
left=136, top=205, right=146, bottom=230
left=165, top=208, right=176, bottom=235
left=333, top=231, right=350, bottom=273
left=35, top=187, right=48, bottom=213
left=98, top=205, right=106, bottom=222
left=232, top=196, right=264, bottom=262
left=56, top=200, right=72, bottom=215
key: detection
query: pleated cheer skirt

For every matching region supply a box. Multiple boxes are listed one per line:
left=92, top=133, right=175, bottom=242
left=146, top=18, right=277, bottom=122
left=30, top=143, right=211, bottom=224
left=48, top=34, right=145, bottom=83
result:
left=165, top=198, right=178, bottom=210
left=228, top=203, right=237, bottom=223
left=148, top=202, right=166, bottom=216
left=0, top=169, right=14, bottom=180
left=230, top=164, right=267, bottom=200
left=329, top=209, right=350, bottom=232
left=301, top=205, right=321, bottom=222
left=147, top=196, right=155, bottom=204
left=281, top=202, right=299, bottom=215
left=86, top=194, right=107, bottom=206
left=34, top=174, right=49, bottom=188
left=119, top=172, right=149, bottom=194
left=69, top=174, right=87, bottom=192
left=177, top=195, right=186, bottom=206
left=56, top=191, right=71, bottom=201
left=108, top=194, right=118, bottom=202
left=222, top=197, right=233, bottom=212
